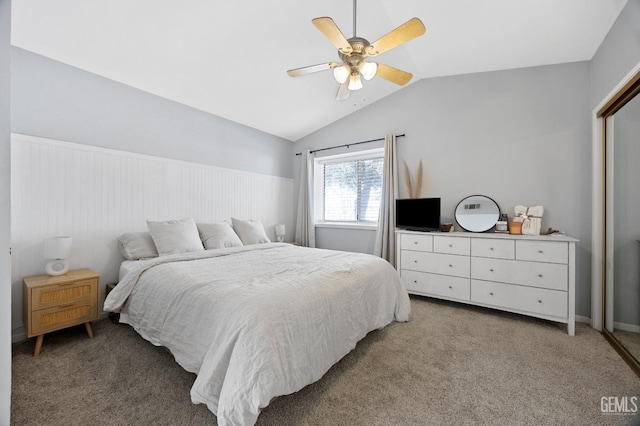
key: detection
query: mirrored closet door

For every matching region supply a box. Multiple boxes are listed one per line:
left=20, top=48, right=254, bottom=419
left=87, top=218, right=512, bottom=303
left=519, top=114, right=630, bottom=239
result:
left=599, top=71, right=640, bottom=376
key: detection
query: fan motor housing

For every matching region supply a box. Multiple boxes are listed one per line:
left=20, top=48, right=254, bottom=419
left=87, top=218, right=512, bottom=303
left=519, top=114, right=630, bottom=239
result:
left=340, top=37, right=370, bottom=67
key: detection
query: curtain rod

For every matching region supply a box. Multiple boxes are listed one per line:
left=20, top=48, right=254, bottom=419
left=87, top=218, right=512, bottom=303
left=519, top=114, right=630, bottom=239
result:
left=295, top=134, right=405, bottom=156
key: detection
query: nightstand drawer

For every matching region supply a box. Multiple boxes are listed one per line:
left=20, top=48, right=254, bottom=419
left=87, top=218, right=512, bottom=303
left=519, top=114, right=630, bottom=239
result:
left=31, top=300, right=98, bottom=335
left=31, top=278, right=98, bottom=311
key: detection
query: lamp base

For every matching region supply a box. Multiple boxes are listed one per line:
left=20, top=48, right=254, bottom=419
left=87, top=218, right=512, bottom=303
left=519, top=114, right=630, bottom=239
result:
left=46, top=260, right=69, bottom=276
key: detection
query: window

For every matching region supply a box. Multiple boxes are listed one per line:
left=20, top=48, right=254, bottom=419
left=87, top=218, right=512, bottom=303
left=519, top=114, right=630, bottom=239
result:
left=314, top=149, right=384, bottom=225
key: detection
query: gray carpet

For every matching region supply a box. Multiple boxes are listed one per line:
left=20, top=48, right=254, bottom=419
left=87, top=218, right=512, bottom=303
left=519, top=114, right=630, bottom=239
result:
left=12, top=296, right=640, bottom=425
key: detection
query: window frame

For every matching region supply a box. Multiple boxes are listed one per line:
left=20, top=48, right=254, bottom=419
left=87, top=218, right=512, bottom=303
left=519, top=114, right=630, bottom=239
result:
left=313, top=148, right=384, bottom=229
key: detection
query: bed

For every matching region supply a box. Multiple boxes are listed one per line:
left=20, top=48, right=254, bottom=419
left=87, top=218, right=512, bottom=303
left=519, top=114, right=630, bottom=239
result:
left=104, top=242, right=411, bottom=426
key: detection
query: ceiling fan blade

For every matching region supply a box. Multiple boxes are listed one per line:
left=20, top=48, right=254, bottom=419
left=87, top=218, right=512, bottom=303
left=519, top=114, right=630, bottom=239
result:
left=376, top=63, right=413, bottom=86
left=287, top=62, right=339, bottom=77
left=312, top=17, right=353, bottom=55
left=365, top=17, right=426, bottom=56
left=336, top=82, right=350, bottom=101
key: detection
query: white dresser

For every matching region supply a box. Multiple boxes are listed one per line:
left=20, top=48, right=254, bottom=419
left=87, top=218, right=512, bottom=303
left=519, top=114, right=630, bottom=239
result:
left=396, top=230, right=577, bottom=335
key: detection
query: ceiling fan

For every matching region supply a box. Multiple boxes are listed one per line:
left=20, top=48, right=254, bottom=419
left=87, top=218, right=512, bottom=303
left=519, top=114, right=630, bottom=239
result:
left=287, top=0, right=426, bottom=101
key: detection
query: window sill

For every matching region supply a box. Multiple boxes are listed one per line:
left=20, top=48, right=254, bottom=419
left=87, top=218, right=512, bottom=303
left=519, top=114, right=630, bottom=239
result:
left=315, top=222, right=378, bottom=231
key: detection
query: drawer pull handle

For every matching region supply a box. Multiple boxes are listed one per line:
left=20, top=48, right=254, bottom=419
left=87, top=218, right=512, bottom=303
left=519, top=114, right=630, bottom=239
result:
left=448, top=264, right=453, bottom=268
left=490, top=247, right=494, bottom=251
left=414, top=280, right=417, bottom=284
left=448, top=286, right=452, bottom=289
left=538, top=274, right=543, bottom=278
left=490, top=269, right=494, bottom=272
left=538, top=250, right=543, bottom=254
left=489, top=292, right=494, bottom=296
left=449, top=244, right=453, bottom=248
left=538, top=300, right=542, bottom=304
left=414, top=260, right=418, bottom=263
left=57, top=302, right=74, bottom=308
left=58, top=282, right=74, bottom=286
left=414, top=241, right=418, bottom=245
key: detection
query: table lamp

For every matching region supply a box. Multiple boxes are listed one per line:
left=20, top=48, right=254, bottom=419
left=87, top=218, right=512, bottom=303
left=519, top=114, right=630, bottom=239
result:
left=275, top=224, right=286, bottom=242
left=43, top=236, right=72, bottom=276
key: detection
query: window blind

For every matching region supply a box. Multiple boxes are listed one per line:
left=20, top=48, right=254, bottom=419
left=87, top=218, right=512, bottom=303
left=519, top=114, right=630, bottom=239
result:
left=321, top=156, right=383, bottom=222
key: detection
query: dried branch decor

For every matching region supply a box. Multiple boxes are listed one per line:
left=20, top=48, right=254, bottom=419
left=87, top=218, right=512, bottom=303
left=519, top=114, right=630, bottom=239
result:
left=402, top=159, right=423, bottom=199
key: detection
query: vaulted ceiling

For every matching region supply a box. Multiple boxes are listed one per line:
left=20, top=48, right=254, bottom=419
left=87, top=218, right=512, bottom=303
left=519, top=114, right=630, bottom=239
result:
left=11, top=0, right=627, bottom=141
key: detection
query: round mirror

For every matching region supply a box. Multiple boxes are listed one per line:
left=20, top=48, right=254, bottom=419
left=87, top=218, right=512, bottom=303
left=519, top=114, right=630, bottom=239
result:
left=455, top=195, right=501, bottom=233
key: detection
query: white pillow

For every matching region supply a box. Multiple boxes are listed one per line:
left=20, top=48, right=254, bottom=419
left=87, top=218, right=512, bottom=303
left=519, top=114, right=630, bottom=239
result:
left=147, top=218, right=204, bottom=256
left=117, top=232, right=158, bottom=260
left=197, top=222, right=243, bottom=249
left=231, top=218, right=271, bottom=245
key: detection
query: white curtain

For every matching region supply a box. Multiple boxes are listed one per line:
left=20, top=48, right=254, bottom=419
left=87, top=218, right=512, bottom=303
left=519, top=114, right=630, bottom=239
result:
left=374, top=134, right=398, bottom=265
left=295, top=149, right=316, bottom=247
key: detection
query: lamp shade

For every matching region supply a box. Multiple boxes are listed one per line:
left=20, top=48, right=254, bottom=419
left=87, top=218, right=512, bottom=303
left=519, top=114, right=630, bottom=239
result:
left=275, top=224, right=286, bottom=236
left=348, top=73, right=363, bottom=91
left=43, top=236, right=72, bottom=260
left=359, top=61, right=377, bottom=80
left=333, top=65, right=350, bottom=84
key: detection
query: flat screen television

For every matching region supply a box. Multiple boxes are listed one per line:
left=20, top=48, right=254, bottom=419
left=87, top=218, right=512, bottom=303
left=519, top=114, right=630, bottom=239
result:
left=396, top=197, right=441, bottom=232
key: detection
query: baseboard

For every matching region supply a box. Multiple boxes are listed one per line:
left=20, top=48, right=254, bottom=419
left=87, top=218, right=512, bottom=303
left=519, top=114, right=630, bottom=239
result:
left=614, top=321, right=640, bottom=333
left=576, top=315, right=591, bottom=325
left=12, top=326, right=27, bottom=344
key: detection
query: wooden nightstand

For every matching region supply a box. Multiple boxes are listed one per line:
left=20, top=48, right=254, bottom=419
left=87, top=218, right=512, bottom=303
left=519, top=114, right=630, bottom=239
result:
left=23, top=268, right=100, bottom=356
left=105, top=282, right=117, bottom=297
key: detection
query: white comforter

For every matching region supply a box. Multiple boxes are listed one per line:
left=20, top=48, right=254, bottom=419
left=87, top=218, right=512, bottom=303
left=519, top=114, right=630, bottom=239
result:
left=104, top=243, right=410, bottom=426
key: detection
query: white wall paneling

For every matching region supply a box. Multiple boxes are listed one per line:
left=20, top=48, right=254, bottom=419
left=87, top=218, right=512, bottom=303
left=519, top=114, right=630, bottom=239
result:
left=11, top=133, right=294, bottom=341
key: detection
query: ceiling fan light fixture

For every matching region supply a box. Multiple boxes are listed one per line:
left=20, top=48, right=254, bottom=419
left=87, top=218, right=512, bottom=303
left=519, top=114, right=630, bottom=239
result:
left=287, top=0, right=426, bottom=99
left=348, top=73, right=363, bottom=91
left=359, top=61, right=377, bottom=80
left=333, top=65, right=351, bottom=84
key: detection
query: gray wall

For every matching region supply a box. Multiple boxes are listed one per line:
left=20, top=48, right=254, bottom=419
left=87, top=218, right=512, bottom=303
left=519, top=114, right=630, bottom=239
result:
left=315, top=226, right=379, bottom=254
left=11, top=48, right=294, bottom=179
left=0, top=0, right=11, bottom=423
left=613, top=96, right=640, bottom=327
left=295, top=62, right=593, bottom=317
left=590, top=0, right=640, bottom=109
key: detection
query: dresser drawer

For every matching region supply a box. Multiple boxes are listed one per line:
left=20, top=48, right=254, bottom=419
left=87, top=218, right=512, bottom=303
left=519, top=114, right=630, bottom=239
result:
left=31, top=278, right=98, bottom=311
left=402, top=270, right=470, bottom=301
left=471, top=280, right=567, bottom=318
left=516, top=241, right=568, bottom=264
left=401, top=251, right=470, bottom=278
left=433, top=236, right=470, bottom=256
left=400, top=233, right=433, bottom=252
left=471, top=238, right=515, bottom=259
left=31, top=299, right=98, bottom=335
left=471, top=257, right=568, bottom=291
